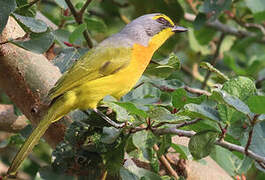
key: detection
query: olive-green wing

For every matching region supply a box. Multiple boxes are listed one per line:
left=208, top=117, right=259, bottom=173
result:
left=48, top=46, right=132, bottom=99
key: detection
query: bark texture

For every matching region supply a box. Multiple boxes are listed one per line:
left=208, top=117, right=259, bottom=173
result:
left=0, top=17, right=69, bottom=148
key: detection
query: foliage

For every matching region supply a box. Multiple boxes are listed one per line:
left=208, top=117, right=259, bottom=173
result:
left=0, top=0, right=265, bottom=179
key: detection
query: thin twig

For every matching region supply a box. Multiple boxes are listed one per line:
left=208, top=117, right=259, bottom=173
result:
left=218, top=123, right=228, bottom=141
left=184, top=86, right=211, bottom=96
left=175, top=118, right=201, bottom=129
left=79, top=0, right=92, bottom=15
left=184, top=13, right=265, bottom=44
left=154, top=127, right=265, bottom=165
left=150, top=82, right=175, bottom=92
left=245, top=128, right=253, bottom=155
left=65, top=0, right=93, bottom=48
left=153, top=144, right=179, bottom=179
left=201, top=33, right=225, bottom=89
left=245, top=114, right=259, bottom=155
left=244, top=23, right=265, bottom=35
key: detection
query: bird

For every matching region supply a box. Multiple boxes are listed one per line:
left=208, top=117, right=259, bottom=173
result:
left=7, top=13, right=187, bottom=176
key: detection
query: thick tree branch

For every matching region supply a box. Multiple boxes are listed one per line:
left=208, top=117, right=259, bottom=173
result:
left=0, top=104, right=27, bottom=133
left=184, top=13, right=265, bottom=44
left=154, top=127, right=265, bottom=165
left=0, top=17, right=70, bottom=148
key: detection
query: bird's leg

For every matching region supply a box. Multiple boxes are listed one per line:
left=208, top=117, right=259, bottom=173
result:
left=93, top=108, right=126, bottom=128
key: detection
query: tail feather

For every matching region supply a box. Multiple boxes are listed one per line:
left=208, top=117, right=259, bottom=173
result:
left=7, top=116, right=51, bottom=176
left=7, top=104, right=64, bottom=176
left=7, top=91, right=77, bottom=177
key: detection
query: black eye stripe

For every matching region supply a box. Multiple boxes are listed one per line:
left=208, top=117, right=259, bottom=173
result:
left=156, top=17, right=173, bottom=27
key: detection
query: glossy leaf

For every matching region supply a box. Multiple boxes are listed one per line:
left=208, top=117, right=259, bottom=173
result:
left=121, top=158, right=161, bottom=180
left=188, top=130, right=219, bottom=159
left=84, top=17, right=107, bottom=32
left=148, top=107, right=189, bottom=124
left=182, top=104, right=221, bottom=122
left=171, top=143, right=191, bottom=160
left=69, top=23, right=87, bottom=43
left=212, top=89, right=253, bottom=117
left=172, top=88, right=206, bottom=109
left=199, top=0, right=232, bottom=20
left=11, top=32, right=55, bottom=54
left=247, top=96, right=265, bottom=114
left=13, top=13, right=48, bottom=33
left=0, top=0, right=16, bottom=33
left=114, top=102, right=148, bottom=118
left=246, top=0, right=265, bottom=13
left=132, top=131, right=157, bottom=162
left=101, top=127, right=121, bottom=144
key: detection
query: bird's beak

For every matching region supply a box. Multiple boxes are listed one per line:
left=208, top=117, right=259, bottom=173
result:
left=172, top=25, right=188, bottom=33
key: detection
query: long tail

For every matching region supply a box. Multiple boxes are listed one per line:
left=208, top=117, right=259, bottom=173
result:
left=7, top=95, right=74, bottom=177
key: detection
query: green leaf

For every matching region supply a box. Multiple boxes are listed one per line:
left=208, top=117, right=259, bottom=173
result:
left=237, top=156, right=253, bottom=174
left=114, top=102, right=148, bottom=118
left=216, top=76, right=257, bottom=123
left=105, top=137, right=127, bottom=174
left=0, top=0, right=16, bottom=33
left=212, top=89, right=253, bottom=117
left=102, top=98, right=133, bottom=122
left=249, top=121, right=265, bottom=162
left=11, top=32, right=55, bottom=54
left=223, top=54, right=247, bottom=76
left=54, top=0, right=68, bottom=9
left=210, top=146, right=242, bottom=176
left=222, top=77, right=256, bottom=100
left=148, top=107, right=189, bottom=124
left=194, top=26, right=216, bottom=45
left=36, top=166, right=75, bottom=180
left=84, top=16, right=107, bottom=32
left=247, top=96, right=265, bottom=114
left=12, top=13, right=48, bottom=33
left=145, top=54, right=181, bottom=78
left=188, top=130, right=219, bottom=159
left=100, top=127, right=121, bottom=144
left=53, top=47, right=87, bottom=73
left=200, top=62, right=229, bottom=81
left=181, top=103, right=221, bottom=122
left=168, top=53, right=181, bottom=70
left=121, top=158, right=162, bottom=180
left=132, top=131, right=157, bottom=162
left=157, top=135, right=171, bottom=157
left=193, top=13, right=207, bottom=30
left=148, top=79, right=184, bottom=91
left=199, top=0, right=232, bottom=21
left=172, top=88, right=206, bottom=109
left=246, top=0, right=265, bottom=13
left=188, top=29, right=211, bottom=55
left=171, top=143, right=191, bottom=160
left=69, top=23, right=87, bottom=43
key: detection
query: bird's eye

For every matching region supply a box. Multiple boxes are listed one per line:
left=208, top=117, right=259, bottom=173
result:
left=156, top=17, right=173, bottom=27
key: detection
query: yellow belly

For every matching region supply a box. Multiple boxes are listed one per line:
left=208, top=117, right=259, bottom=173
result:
left=74, top=43, right=155, bottom=109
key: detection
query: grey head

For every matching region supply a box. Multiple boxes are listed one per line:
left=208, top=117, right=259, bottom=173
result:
left=100, top=13, right=187, bottom=48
